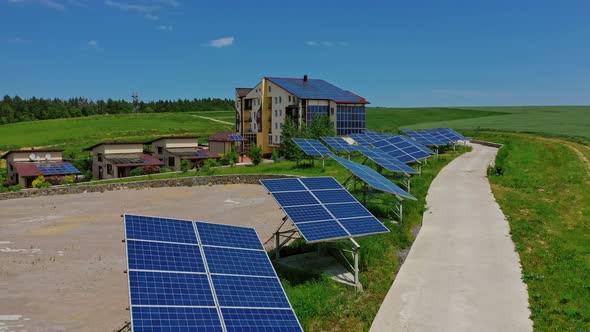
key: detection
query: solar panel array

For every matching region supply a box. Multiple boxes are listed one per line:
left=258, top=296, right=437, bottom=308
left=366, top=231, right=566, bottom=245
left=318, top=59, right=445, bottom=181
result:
left=320, top=136, right=356, bottom=152
left=260, top=177, right=389, bottom=243
left=292, top=138, right=334, bottom=157
left=396, top=135, right=435, bottom=155
left=352, top=145, right=419, bottom=175
left=37, top=163, right=80, bottom=175
left=371, top=137, right=431, bottom=163
left=124, top=214, right=302, bottom=332
left=424, top=128, right=467, bottom=142
left=349, top=133, right=381, bottom=146
left=330, top=156, right=416, bottom=200
left=401, top=130, right=447, bottom=146
left=363, top=130, right=392, bottom=140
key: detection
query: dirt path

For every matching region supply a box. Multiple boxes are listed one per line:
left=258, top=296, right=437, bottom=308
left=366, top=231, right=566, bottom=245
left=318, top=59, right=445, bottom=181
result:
left=0, top=184, right=283, bottom=332
left=370, top=143, right=532, bottom=332
left=191, top=114, right=234, bottom=125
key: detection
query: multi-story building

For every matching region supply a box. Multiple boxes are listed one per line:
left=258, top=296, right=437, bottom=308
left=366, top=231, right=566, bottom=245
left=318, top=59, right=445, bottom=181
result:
left=235, top=75, right=368, bottom=154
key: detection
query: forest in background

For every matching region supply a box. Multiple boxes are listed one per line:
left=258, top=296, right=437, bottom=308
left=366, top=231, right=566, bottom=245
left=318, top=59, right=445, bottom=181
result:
left=0, top=95, right=234, bottom=125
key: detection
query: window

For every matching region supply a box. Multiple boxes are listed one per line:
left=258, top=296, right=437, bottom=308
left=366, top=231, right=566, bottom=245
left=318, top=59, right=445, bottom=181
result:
left=279, top=109, right=282, bottom=116
left=275, top=110, right=278, bottom=117
left=107, top=164, right=113, bottom=175
left=275, top=123, right=278, bottom=129
left=279, top=96, right=282, bottom=103
left=268, top=85, right=271, bottom=92
left=97, top=153, right=103, bottom=162
left=335, top=105, right=366, bottom=135
left=168, top=157, right=175, bottom=167
left=288, top=95, right=291, bottom=102
left=157, top=147, right=163, bottom=154
left=331, top=107, right=335, bottom=116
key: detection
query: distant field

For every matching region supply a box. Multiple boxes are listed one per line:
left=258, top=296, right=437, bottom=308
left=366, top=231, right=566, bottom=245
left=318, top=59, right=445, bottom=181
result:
left=368, top=106, right=590, bottom=142
left=0, top=112, right=234, bottom=155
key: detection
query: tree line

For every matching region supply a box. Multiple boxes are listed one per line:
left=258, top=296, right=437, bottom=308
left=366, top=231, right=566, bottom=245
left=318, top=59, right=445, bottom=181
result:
left=0, top=95, right=234, bottom=125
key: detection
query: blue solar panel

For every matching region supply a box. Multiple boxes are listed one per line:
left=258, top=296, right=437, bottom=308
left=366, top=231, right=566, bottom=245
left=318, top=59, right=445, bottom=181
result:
left=203, top=246, right=276, bottom=277
left=261, top=178, right=306, bottom=192
left=267, top=77, right=364, bottom=103
left=229, top=134, right=243, bottom=141
left=321, top=136, right=356, bottom=152
left=339, top=217, right=391, bottom=236
left=125, top=215, right=198, bottom=244
left=127, top=240, right=205, bottom=273
left=349, top=133, right=379, bottom=146
left=37, top=162, right=80, bottom=175
left=398, top=135, right=434, bottom=155
left=260, top=177, right=389, bottom=242
left=401, top=129, right=447, bottom=146
left=372, top=137, right=431, bottom=163
left=292, top=138, right=334, bottom=157
left=212, top=275, right=291, bottom=308
left=221, top=308, right=302, bottom=332
left=129, top=271, right=215, bottom=306
left=330, top=156, right=417, bottom=200
left=123, top=215, right=302, bottom=332
left=353, top=145, right=419, bottom=174
left=196, top=222, right=263, bottom=250
left=131, top=306, right=223, bottom=332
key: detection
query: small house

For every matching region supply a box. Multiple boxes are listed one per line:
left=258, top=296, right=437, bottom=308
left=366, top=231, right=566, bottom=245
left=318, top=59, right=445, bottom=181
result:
left=84, top=142, right=164, bottom=180
left=208, top=132, right=245, bottom=156
left=147, top=136, right=218, bottom=171
left=1, top=149, right=80, bottom=188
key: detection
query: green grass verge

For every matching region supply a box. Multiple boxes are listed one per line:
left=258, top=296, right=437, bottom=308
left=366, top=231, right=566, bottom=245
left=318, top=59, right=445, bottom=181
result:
left=474, top=132, right=590, bottom=331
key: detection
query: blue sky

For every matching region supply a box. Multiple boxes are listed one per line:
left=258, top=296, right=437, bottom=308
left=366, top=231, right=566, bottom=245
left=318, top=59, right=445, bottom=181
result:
left=1, top=0, right=589, bottom=107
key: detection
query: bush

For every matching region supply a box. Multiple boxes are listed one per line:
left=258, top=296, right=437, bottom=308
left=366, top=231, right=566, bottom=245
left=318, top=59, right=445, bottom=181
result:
left=3, top=179, right=16, bottom=188
left=62, top=175, right=75, bottom=185
left=130, top=167, right=143, bottom=177
left=141, top=166, right=160, bottom=175
left=32, top=176, right=51, bottom=188
left=159, top=167, right=173, bottom=173
left=180, top=159, right=190, bottom=173
left=272, top=148, right=279, bottom=163
left=45, top=175, right=64, bottom=185
left=201, top=159, right=218, bottom=175
left=220, top=148, right=239, bottom=166
left=246, top=145, right=263, bottom=165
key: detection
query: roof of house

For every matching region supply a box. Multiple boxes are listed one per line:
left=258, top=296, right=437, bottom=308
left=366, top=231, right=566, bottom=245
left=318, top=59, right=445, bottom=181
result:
left=145, top=136, right=200, bottom=144
left=166, top=148, right=219, bottom=159
left=1, top=149, right=64, bottom=159
left=83, top=142, right=145, bottom=151
left=103, top=153, right=165, bottom=167
left=266, top=76, right=369, bottom=104
left=208, top=132, right=245, bottom=142
left=235, top=88, right=253, bottom=98
left=10, top=161, right=80, bottom=177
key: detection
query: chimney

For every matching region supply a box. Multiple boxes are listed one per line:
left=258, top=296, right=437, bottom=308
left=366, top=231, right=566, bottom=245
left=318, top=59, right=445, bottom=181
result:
left=303, top=74, right=308, bottom=82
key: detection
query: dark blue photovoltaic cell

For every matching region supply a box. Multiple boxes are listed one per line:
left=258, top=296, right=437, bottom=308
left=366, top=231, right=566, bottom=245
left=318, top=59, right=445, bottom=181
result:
left=353, top=145, right=419, bottom=174
left=312, top=189, right=357, bottom=204
left=330, top=156, right=417, bottom=200
left=398, top=135, right=434, bottom=154
left=196, top=222, right=263, bottom=250
left=372, top=138, right=431, bottom=163
left=300, top=177, right=341, bottom=190
left=229, top=134, right=243, bottom=141
left=212, top=275, right=291, bottom=308
left=125, top=214, right=198, bottom=244
left=131, top=306, right=223, bottom=332
left=37, top=163, right=80, bottom=175
left=203, top=246, right=275, bottom=277
left=339, top=217, right=389, bottom=236
left=129, top=271, right=215, bottom=306
left=296, top=220, right=349, bottom=242
left=349, top=133, right=379, bottom=146
left=267, top=77, right=364, bottom=103
left=260, top=178, right=306, bottom=193
left=127, top=240, right=205, bottom=273
left=222, top=308, right=302, bottom=332
left=321, top=136, right=356, bottom=152
left=272, top=191, right=319, bottom=207
left=325, top=203, right=372, bottom=219
left=283, top=205, right=333, bottom=223
left=292, top=138, right=334, bottom=157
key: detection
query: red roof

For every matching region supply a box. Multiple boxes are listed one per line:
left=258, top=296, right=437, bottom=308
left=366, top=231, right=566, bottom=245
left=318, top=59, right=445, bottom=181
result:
left=10, top=162, right=43, bottom=177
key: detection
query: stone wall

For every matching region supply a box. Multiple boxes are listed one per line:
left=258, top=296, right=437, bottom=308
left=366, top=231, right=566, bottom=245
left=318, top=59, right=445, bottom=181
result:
left=0, top=174, right=297, bottom=201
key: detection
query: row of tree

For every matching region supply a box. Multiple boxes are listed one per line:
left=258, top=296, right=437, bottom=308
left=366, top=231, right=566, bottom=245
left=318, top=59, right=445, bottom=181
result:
left=0, top=95, right=234, bottom=125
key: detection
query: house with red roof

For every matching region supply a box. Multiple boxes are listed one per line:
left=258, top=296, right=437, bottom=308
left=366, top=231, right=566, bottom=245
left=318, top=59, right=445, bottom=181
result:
left=235, top=75, right=368, bottom=154
left=84, top=142, right=164, bottom=180
left=147, top=136, right=220, bottom=171
left=1, top=149, right=81, bottom=188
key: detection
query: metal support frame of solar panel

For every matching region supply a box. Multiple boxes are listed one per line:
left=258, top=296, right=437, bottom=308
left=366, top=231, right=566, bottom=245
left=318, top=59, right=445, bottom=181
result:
left=321, top=136, right=357, bottom=153
left=371, top=137, right=432, bottom=164
left=123, top=214, right=303, bottom=332
left=292, top=138, right=334, bottom=167
left=260, top=177, right=389, bottom=288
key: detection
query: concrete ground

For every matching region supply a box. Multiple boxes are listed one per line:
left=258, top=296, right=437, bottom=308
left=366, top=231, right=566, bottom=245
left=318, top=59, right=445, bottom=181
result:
left=370, top=144, right=532, bottom=332
left=0, top=184, right=283, bottom=332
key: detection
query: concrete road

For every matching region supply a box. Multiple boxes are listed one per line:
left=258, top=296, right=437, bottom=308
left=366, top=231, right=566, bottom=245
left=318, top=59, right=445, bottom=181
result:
left=370, top=144, right=532, bottom=332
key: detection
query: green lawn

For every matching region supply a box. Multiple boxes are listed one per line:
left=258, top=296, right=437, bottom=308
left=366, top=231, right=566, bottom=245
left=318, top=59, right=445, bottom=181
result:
left=474, top=132, right=590, bottom=331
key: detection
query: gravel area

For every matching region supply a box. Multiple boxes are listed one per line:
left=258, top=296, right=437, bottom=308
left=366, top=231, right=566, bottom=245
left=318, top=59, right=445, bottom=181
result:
left=0, top=184, right=283, bottom=331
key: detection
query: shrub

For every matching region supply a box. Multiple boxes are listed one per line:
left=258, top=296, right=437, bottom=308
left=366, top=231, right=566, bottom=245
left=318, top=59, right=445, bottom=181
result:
left=45, top=175, right=64, bottom=185
left=130, top=167, right=143, bottom=177
left=246, top=145, right=263, bottom=165
left=32, top=176, right=50, bottom=188
left=180, top=159, right=190, bottom=173
left=62, top=175, right=75, bottom=185
left=220, top=148, right=239, bottom=166
left=3, top=179, right=16, bottom=188
left=159, top=167, right=173, bottom=173
left=272, top=148, right=279, bottom=163
left=141, top=166, right=160, bottom=175
left=201, top=159, right=218, bottom=175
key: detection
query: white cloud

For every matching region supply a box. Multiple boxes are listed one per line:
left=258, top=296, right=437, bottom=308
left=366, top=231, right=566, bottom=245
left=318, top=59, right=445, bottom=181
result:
left=158, top=25, right=173, bottom=31
left=208, top=36, right=234, bottom=48
left=7, top=37, right=30, bottom=44
left=87, top=40, right=99, bottom=47
left=104, top=0, right=158, bottom=13
left=306, top=40, right=348, bottom=47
